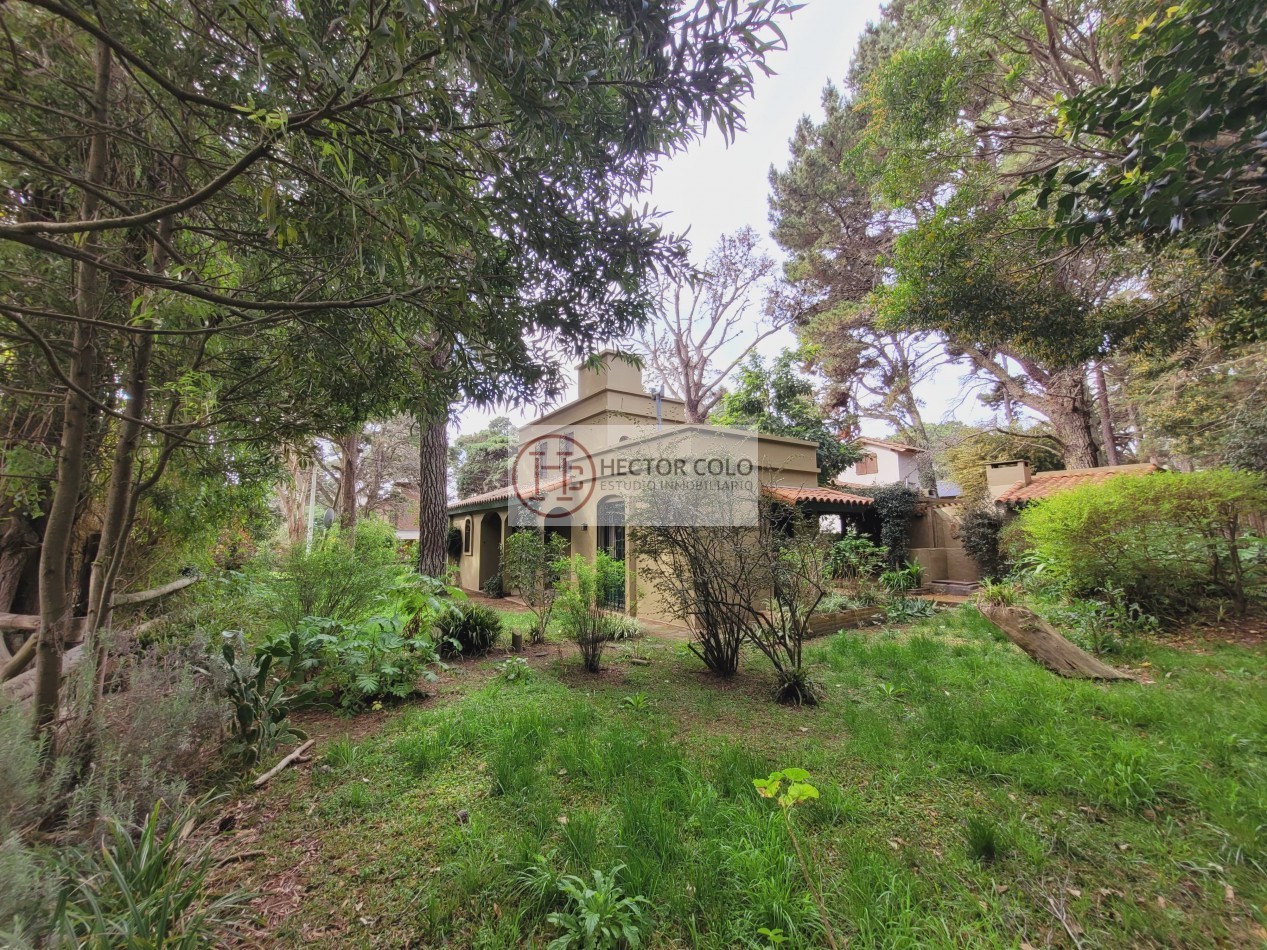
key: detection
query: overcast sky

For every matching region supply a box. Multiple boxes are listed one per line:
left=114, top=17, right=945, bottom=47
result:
left=456, top=0, right=990, bottom=439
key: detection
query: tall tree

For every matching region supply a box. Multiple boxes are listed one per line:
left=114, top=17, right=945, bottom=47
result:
left=450, top=417, right=516, bottom=501
left=0, top=0, right=798, bottom=739
left=710, top=351, right=860, bottom=483
left=638, top=227, right=785, bottom=422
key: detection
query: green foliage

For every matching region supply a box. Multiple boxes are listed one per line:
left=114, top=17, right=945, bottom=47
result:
left=53, top=803, right=248, bottom=947
left=447, top=528, right=464, bottom=562
left=1044, top=590, right=1159, bottom=657
left=1013, top=469, right=1267, bottom=616
left=1035, top=0, right=1267, bottom=330
left=496, top=657, right=535, bottom=684
left=604, top=614, right=640, bottom=642
left=450, top=417, right=515, bottom=501
left=963, top=816, right=1009, bottom=865
left=853, top=484, right=919, bottom=564
left=884, top=598, right=937, bottom=624
left=437, top=602, right=503, bottom=658
left=710, top=351, right=859, bottom=483
left=556, top=553, right=626, bottom=673
left=825, top=528, right=888, bottom=580
left=503, top=529, right=571, bottom=645
left=220, top=636, right=310, bottom=770
left=274, top=520, right=407, bottom=627
left=320, top=615, right=441, bottom=709
left=975, top=580, right=1022, bottom=608
left=959, top=509, right=1013, bottom=580
left=753, top=768, right=820, bottom=810
left=546, top=865, right=652, bottom=950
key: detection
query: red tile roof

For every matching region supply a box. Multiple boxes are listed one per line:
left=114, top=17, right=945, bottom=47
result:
left=995, top=463, right=1158, bottom=505
left=764, top=485, right=874, bottom=507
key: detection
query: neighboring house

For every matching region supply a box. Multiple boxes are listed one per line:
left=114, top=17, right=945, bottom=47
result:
left=447, top=352, right=876, bottom=624
left=838, top=437, right=924, bottom=491
left=385, top=482, right=421, bottom=541
left=986, top=460, right=1159, bottom=506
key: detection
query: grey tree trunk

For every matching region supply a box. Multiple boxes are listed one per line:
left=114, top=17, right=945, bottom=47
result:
left=336, top=430, right=360, bottom=534
left=33, top=41, right=111, bottom=739
left=1091, top=361, right=1120, bottom=466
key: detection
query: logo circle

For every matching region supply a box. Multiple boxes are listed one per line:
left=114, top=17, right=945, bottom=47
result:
left=511, top=433, right=596, bottom=519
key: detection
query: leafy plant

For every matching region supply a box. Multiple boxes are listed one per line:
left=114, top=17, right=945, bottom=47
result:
left=321, top=615, right=439, bottom=709
left=852, top=484, right=920, bottom=564
left=556, top=553, right=626, bottom=673
left=496, top=656, right=535, bottom=684
left=53, top=803, right=249, bottom=947
left=620, top=693, right=652, bottom=712
left=753, top=769, right=840, bottom=950
left=825, top=527, right=888, bottom=581
left=219, top=636, right=310, bottom=771
left=272, top=519, right=407, bottom=627
left=481, top=571, right=505, bottom=599
left=546, top=865, right=652, bottom=950
left=605, top=614, right=641, bottom=642
left=879, top=565, right=921, bottom=593
left=436, top=601, right=503, bottom=658
left=502, top=528, right=570, bottom=647
left=959, top=508, right=1013, bottom=580
left=885, top=597, right=936, bottom=623
left=975, top=580, right=1022, bottom=607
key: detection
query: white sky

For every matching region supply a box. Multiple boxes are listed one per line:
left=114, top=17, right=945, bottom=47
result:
left=456, top=0, right=993, bottom=440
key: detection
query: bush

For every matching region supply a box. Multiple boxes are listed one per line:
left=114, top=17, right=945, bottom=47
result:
left=825, top=528, right=888, bottom=580
left=546, top=865, right=651, bottom=950
left=959, top=508, right=1012, bottom=580
left=437, top=602, right=503, bottom=658
left=320, top=615, right=440, bottom=708
left=273, top=519, right=407, bottom=627
left=1012, top=469, right=1267, bottom=617
left=556, top=553, right=625, bottom=673
left=854, top=484, right=920, bottom=564
left=53, top=803, right=248, bottom=946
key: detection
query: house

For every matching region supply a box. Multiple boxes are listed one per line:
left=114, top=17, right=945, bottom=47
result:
left=447, top=352, right=876, bottom=624
left=838, top=437, right=924, bottom=491
left=986, top=460, right=1159, bottom=506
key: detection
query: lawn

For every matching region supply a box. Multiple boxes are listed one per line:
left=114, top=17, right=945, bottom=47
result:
left=219, top=606, right=1267, bottom=948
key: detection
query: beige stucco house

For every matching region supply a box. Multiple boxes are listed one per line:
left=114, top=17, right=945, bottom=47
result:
left=447, top=353, right=875, bottom=625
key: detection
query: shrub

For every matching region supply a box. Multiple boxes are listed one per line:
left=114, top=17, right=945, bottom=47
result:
left=53, top=803, right=249, bottom=946
left=885, top=597, right=937, bottom=623
left=446, top=527, right=464, bottom=561
left=825, top=528, right=888, bottom=580
left=854, top=484, right=920, bottom=564
left=502, top=528, right=569, bottom=647
left=273, top=519, right=406, bottom=627
left=481, top=571, right=504, bottom=598
left=556, top=553, right=625, bottom=673
left=437, top=602, right=503, bottom=658
left=220, top=636, right=311, bottom=770
left=321, top=615, right=440, bottom=708
left=959, top=508, right=1012, bottom=580
left=605, top=614, right=640, bottom=641
left=1012, top=468, right=1267, bottom=617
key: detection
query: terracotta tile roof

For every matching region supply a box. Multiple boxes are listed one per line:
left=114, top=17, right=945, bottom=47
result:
left=764, top=485, right=874, bottom=507
left=995, top=463, right=1158, bottom=505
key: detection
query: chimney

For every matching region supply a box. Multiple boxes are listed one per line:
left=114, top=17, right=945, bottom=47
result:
left=577, top=350, right=645, bottom=398
left=985, top=460, right=1030, bottom=500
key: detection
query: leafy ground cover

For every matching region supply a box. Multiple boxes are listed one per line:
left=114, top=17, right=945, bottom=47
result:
left=214, top=606, right=1267, bottom=947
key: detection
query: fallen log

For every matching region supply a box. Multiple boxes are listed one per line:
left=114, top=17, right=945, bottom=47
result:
left=978, top=604, right=1134, bottom=681
left=0, top=575, right=198, bottom=682
left=1, top=615, right=170, bottom=702
left=253, top=739, right=315, bottom=788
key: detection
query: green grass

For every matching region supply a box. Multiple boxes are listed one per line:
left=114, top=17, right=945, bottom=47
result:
left=239, top=607, right=1267, bottom=947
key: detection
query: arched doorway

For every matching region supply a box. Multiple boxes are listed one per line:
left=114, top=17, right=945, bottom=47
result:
left=597, top=497, right=626, bottom=610
left=544, top=507, right=572, bottom=558
left=478, top=512, right=503, bottom=591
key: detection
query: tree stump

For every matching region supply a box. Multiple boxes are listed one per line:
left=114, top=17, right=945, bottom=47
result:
left=978, top=604, right=1134, bottom=681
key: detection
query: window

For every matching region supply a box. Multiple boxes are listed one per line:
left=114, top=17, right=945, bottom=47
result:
left=856, top=453, right=878, bottom=476
left=462, top=518, right=473, bottom=555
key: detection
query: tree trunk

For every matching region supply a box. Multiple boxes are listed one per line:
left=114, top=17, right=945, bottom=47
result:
left=1040, top=370, right=1099, bottom=469
left=978, top=604, right=1134, bottom=680
left=335, top=430, right=360, bottom=534
left=33, top=40, right=111, bottom=740
left=1091, top=361, right=1119, bottom=466
left=417, top=413, right=449, bottom=578
left=0, top=513, right=39, bottom=615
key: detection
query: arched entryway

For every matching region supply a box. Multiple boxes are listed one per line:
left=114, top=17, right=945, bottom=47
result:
left=544, top=507, right=572, bottom=558
left=596, top=496, right=626, bottom=610
left=478, top=511, right=503, bottom=591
